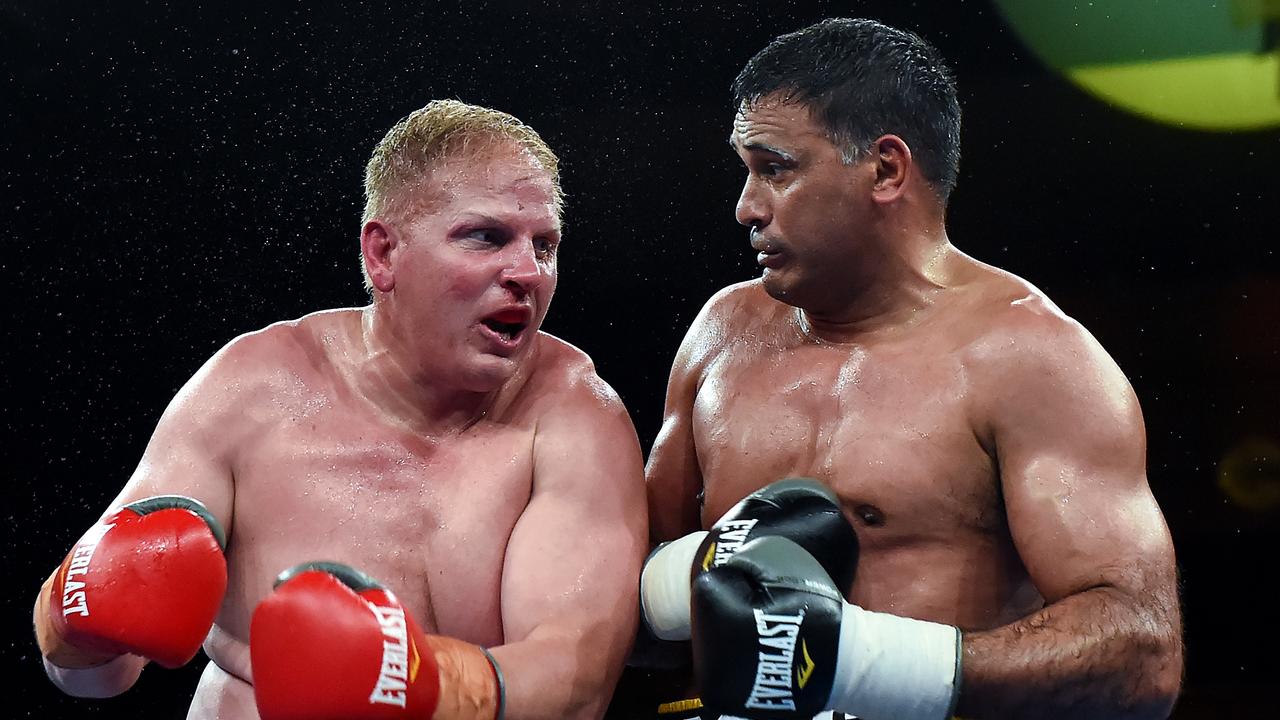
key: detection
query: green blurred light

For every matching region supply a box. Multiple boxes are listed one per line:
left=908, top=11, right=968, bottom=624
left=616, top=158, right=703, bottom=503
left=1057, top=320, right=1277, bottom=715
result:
left=994, top=0, right=1280, bottom=130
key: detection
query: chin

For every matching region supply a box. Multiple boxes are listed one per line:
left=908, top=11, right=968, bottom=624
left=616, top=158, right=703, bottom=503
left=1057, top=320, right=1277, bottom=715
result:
left=761, top=272, right=799, bottom=306
left=459, top=355, right=522, bottom=392
left=763, top=271, right=829, bottom=313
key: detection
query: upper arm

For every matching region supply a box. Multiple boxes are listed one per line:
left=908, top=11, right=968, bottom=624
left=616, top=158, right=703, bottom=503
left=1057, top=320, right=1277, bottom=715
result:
left=100, top=335, right=263, bottom=538
left=990, top=314, right=1177, bottom=612
left=498, top=366, right=647, bottom=712
left=34, top=335, right=261, bottom=681
left=645, top=297, right=724, bottom=542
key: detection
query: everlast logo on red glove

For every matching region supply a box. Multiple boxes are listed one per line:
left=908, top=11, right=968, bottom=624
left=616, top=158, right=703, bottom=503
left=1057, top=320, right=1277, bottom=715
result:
left=251, top=563, right=447, bottom=720
left=59, top=522, right=114, bottom=618
left=368, top=603, right=421, bottom=708
left=44, top=496, right=228, bottom=671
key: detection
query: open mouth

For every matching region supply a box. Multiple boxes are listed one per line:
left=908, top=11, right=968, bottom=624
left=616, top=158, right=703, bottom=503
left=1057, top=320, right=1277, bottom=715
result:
left=480, top=308, right=531, bottom=344
left=482, top=318, right=526, bottom=341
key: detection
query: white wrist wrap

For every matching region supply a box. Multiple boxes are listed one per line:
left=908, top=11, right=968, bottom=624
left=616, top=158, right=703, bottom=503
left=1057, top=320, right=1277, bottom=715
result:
left=639, top=531, right=709, bottom=641
left=44, top=653, right=143, bottom=698
left=827, top=603, right=961, bottom=720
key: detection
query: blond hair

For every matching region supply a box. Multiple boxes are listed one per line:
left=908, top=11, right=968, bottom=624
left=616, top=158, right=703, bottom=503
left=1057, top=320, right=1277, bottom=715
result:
left=360, top=100, right=564, bottom=292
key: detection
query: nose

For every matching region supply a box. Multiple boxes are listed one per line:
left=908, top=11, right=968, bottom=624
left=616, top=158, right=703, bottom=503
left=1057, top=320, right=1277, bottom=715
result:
left=501, top=239, right=547, bottom=298
left=735, top=176, right=771, bottom=229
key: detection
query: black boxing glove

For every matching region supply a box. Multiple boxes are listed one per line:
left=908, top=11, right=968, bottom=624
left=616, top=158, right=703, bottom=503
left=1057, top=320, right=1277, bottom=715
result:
left=693, top=536, right=961, bottom=720
left=692, top=535, right=843, bottom=719
left=694, top=477, right=859, bottom=594
left=640, top=477, right=858, bottom=641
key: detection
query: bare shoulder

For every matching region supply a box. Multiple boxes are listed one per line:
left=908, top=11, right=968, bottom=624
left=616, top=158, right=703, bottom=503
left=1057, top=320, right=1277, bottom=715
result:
left=954, top=262, right=1140, bottom=432
left=695, top=279, right=774, bottom=336
left=678, top=279, right=780, bottom=368
left=957, top=262, right=1111, bottom=370
left=130, top=307, right=361, bottom=486
left=218, top=307, right=355, bottom=364
left=176, top=307, right=361, bottom=417
left=526, top=331, right=628, bottom=416
left=701, top=278, right=771, bottom=317
left=526, top=332, right=645, bottom=497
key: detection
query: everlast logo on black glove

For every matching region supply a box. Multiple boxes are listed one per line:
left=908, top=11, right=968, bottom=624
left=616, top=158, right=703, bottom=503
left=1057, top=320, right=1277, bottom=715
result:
left=745, top=609, right=805, bottom=711
left=692, top=479, right=860, bottom=596
left=692, top=535, right=845, bottom=720
left=705, top=518, right=759, bottom=570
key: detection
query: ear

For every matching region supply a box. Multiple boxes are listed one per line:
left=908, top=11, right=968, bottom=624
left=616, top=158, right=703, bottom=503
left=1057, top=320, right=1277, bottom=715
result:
left=869, top=134, right=912, bottom=204
left=360, top=220, right=397, bottom=293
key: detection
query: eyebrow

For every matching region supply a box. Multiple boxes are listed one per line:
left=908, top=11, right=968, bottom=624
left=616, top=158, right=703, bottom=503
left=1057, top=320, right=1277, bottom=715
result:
left=454, top=212, right=505, bottom=225
left=454, top=212, right=561, bottom=235
left=727, top=135, right=795, bottom=161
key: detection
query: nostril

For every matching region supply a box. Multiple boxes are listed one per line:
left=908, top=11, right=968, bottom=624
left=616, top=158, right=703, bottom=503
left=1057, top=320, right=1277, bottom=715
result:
left=502, top=278, right=528, bottom=298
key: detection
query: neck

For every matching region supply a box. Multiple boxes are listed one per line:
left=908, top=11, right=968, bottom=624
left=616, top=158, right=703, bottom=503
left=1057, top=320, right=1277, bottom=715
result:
left=800, top=219, right=959, bottom=344
left=348, top=304, right=499, bottom=435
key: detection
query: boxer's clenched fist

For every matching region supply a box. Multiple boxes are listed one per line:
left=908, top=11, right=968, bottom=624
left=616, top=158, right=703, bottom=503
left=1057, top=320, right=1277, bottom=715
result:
left=251, top=562, right=502, bottom=720
left=691, top=536, right=843, bottom=719
left=641, top=477, right=859, bottom=641
left=36, top=495, right=227, bottom=671
left=693, top=536, right=961, bottom=720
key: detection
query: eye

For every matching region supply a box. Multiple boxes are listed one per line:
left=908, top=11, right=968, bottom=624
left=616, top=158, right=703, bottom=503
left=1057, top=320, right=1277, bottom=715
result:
left=466, top=228, right=505, bottom=245
left=759, top=161, right=788, bottom=178
left=534, top=236, right=559, bottom=257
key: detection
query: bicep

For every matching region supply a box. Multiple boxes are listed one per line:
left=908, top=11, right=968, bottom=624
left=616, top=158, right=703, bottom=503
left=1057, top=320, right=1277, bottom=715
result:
left=645, top=316, right=716, bottom=542
left=645, top=398, right=702, bottom=543
left=102, top=351, right=240, bottom=535
left=995, top=330, right=1175, bottom=605
left=501, top=394, right=647, bottom=647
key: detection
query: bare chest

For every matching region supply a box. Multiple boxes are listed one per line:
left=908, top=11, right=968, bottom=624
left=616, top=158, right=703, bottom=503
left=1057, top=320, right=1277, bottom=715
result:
left=222, top=403, right=533, bottom=647
left=693, top=340, right=998, bottom=542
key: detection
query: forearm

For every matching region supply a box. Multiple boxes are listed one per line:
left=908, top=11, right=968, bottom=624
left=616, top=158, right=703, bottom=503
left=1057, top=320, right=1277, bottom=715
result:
left=956, top=586, right=1182, bottom=720
left=491, top=631, right=625, bottom=720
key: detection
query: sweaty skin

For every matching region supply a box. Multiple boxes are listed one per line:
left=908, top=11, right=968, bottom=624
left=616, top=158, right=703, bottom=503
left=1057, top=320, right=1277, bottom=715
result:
left=646, top=98, right=1181, bottom=719
left=37, top=143, right=648, bottom=720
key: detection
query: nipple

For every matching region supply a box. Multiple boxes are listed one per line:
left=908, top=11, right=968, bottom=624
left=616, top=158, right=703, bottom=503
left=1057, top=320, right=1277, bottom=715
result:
left=854, top=503, right=885, bottom=527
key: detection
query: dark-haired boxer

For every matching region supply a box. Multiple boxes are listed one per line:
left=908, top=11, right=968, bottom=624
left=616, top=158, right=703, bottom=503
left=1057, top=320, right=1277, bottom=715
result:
left=34, top=99, right=647, bottom=720
left=643, top=18, right=1182, bottom=720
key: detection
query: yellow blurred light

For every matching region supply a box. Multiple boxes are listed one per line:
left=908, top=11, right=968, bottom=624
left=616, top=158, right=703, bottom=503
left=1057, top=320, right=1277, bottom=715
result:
left=1070, top=52, right=1280, bottom=131
left=1217, top=436, right=1280, bottom=512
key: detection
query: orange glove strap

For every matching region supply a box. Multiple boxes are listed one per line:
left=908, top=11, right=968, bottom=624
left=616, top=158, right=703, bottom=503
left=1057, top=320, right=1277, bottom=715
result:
left=427, top=635, right=501, bottom=720
left=35, top=569, right=117, bottom=669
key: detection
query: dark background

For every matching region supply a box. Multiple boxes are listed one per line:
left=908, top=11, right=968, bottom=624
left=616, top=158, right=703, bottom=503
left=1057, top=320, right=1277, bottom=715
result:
left=4, top=1, right=1277, bottom=717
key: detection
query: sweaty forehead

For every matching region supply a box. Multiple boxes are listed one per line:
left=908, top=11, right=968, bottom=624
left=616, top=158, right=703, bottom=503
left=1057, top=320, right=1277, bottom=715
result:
left=433, top=146, right=558, bottom=215
left=729, top=98, right=826, bottom=154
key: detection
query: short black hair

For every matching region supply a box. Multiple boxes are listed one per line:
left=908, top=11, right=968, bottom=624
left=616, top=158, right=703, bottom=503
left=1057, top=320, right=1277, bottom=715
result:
left=732, top=18, right=962, bottom=203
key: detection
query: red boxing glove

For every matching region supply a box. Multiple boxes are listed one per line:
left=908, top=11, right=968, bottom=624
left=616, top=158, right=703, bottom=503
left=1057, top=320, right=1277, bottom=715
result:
left=43, top=495, right=228, bottom=669
left=251, top=562, right=440, bottom=719
left=251, top=562, right=501, bottom=720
